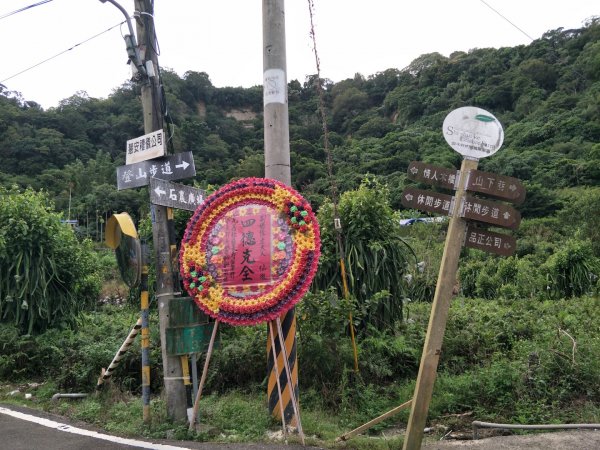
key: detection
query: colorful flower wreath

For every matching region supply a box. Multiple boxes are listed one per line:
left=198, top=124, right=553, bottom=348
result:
left=179, top=177, right=321, bottom=326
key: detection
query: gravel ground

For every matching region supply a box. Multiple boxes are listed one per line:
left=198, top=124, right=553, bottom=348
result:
left=422, top=429, right=600, bottom=449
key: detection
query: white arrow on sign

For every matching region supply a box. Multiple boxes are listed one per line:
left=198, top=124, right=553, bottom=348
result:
left=149, top=178, right=206, bottom=212
left=175, top=161, right=190, bottom=170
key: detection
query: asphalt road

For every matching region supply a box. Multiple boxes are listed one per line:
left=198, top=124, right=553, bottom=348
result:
left=0, top=404, right=318, bottom=450
left=4, top=402, right=599, bottom=449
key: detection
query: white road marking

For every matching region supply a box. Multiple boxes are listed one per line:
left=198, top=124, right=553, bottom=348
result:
left=0, top=406, right=193, bottom=449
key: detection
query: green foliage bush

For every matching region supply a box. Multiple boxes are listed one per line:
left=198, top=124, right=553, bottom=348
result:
left=398, top=220, right=445, bottom=303
left=543, top=239, right=599, bottom=298
left=313, top=178, right=414, bottom=331
left=464, top=255, right=546, bottom=300
left=0, top=186, right=102, bottom=334
left=557, top=187, right=600, bottom=256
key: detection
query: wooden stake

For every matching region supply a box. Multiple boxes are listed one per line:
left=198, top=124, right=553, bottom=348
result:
left=268, top=321, right=288, bottom=439
left=340, top=258, right=359, bottom=373
left=336, top=399, right=412, bottom=442
left=188, top=320, right=219, bottom=431
left=403, top=158, right=478, bottom=450
left=275, top=317, right=305, bottom=445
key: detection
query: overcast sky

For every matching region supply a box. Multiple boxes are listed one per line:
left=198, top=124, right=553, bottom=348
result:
left=0, top=0, right=597, bottom=109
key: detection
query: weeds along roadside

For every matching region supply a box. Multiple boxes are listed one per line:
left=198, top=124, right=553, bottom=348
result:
left=1, top=294, right=599, bottom=446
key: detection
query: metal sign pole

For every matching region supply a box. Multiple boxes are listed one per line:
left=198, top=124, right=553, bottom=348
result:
left=141, top=251, right=151, bottom=422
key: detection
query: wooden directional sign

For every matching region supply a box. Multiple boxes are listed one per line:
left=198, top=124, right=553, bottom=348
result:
left=407, top=161, right=460, bottom=191
left=401, top=187, right=455, bottom=216
left=464, top=225, right=516, bottom=256
left=117, top=151, right=196, bottom=190
left=150, top=178, right=206, bottom=212
left=460, top=194, right=521, bottom=229
left=466, top=169, right=526, bottom=205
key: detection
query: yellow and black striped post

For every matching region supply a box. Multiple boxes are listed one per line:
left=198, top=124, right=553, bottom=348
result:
left=97, top=319, right=142, bottom=389
left=180, top=355, right=193, bottom=418
left=267, top=309, right=298, bottom=426
left=141, top=261, right=151, bottom=422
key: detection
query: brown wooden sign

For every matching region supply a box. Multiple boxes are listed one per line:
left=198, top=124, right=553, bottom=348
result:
left=464, top=225, right=516, bottom=256
left=460, top=194, right=521, bottom=229
left=466, top=169, right=526, bottom=205
left=407, top=161, right=459, bottom=191
left=400, top=187, right=455, bottom=216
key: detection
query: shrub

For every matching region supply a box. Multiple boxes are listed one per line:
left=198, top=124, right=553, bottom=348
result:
left=313, top=177, right=415, bottom=332
left=557, top=187, right=600, bottom=256
left=460, top=254, right=546, bottom=300
left=0, top=186, right=102, bottom=334
left=543, top=239, right=599, bottom=298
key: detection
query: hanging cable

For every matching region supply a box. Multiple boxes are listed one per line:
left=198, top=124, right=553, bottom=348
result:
left=478, top=0, right=535, bottom=41
left=0, top=0, right=53, bottom=21
left=307, top=0, right=359, bottom=373
left=478, top=0, right=588, bottom=88
left=0, top=21, right=125, bottom=84
left=134, top=10, right=160, bottom=56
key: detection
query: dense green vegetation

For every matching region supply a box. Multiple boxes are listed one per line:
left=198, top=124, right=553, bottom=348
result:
left=0, top=18, right=599, bottom=449
left=0, top=187, right=102, bottom=334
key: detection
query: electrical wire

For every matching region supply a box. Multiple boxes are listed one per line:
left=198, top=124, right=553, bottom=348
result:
left=479, top=0, right=589, bottom=85
left=0, top=21, right=126, bottom=84
left=136, top=10, right=160, bottom=55
left=0, top=0, right=53, bottom=21
left=479, top=0, right=535, bottom=41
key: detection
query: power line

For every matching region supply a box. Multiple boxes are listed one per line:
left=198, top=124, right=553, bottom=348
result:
left=0, top=21, right=125, bottom=84
left=479, top=0, right=589, bottom=85
left=479, top=0, right=535, bottom=41
left=0, top=0, right=53, bottom=21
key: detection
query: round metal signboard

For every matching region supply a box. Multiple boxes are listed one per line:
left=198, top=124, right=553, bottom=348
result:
left=442, top=106, right=504, bottom=159
left=106, top=212, right=142, bottom=288
left=115, top=230, right=142, bottom=288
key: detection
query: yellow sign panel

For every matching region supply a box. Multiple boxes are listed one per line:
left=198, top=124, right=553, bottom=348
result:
left=105, top=212, right=138, bottom=249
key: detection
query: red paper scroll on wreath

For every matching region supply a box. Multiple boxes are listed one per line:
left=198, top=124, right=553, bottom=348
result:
left=179, top=178, right=321, bottom=326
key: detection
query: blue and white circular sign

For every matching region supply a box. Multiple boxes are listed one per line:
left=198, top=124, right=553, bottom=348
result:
left=442, top=107, right=504, bottom=159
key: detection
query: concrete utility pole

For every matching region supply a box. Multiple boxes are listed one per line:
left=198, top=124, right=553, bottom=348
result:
left=263, top=0, right=291, bottom=184
left=134, top=0, right=187, bottom=422
left=262, top=0, right=298, bottom=427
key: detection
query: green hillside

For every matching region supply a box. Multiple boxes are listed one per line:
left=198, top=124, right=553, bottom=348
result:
left=1, top=19, right=599, bottom=222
